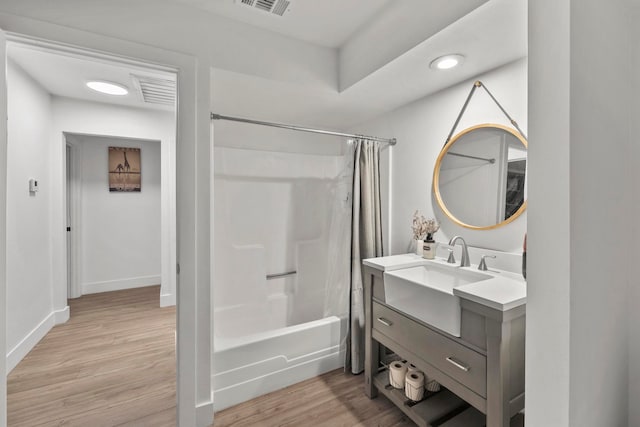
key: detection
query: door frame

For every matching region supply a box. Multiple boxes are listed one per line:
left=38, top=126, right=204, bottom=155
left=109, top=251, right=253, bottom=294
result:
left=0, top=25, right=8, bottom=427
left=65, top=137, right=82, bottom=299
left=0, top=21, right=213, bottom=427
left=64, top=131, right=175, bottom=303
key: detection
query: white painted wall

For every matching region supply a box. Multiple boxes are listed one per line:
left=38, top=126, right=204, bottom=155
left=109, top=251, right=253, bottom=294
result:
left=0, top=27, right=9, bottom=423
left=630, top=6, right=640, bottom=427
left=52, top=97, right=176, bottom=306
left=352, top=59, right=527, bottom=256
left=528, top=1, right=632, bottom=426
left=5, top=59, right=65, bottom=373
left=66, top=134, right=161, bottom=295
left=212, top=120, right=343, bottom=156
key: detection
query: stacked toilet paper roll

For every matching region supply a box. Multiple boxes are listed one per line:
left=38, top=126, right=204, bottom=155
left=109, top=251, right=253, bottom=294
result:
left=389, top=361, right=408, bottom=389
left=406, top=363, right=419, bottom=373
left=405, top=370, right=425, bottom=401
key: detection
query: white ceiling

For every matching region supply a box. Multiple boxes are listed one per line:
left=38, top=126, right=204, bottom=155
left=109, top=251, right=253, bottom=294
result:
left=171, top=0, right=393, bottom=48
left=5, top=0, right=526, bottom=130
left=7, top=44, right=176, bottom=112
left=212, top=0, right=527, bottom=129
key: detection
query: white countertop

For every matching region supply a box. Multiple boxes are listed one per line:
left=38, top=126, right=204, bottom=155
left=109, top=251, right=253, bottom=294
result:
left=363, top=253, right=428, bottom=271
left=363, top=254, right=526, bottom=311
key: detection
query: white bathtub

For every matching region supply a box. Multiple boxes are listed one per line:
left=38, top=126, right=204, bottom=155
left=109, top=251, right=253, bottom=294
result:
left=213, top=315, right=346, bottom=411
left=212, top=147, right=351, bottom=410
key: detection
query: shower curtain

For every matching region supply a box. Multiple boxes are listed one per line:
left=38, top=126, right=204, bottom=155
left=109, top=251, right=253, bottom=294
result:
left=347, top=138, right=383, bottom=374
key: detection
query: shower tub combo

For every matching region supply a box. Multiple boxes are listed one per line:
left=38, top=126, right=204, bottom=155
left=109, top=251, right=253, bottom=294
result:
left=213, top=146, right=351, bottom=410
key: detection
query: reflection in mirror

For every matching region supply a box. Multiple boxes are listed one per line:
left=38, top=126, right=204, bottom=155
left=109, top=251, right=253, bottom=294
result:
left=433, top=124, right=527, bottom=230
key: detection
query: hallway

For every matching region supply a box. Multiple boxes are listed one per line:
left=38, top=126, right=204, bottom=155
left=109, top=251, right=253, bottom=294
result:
left=7, top=286, right=176, bottom=426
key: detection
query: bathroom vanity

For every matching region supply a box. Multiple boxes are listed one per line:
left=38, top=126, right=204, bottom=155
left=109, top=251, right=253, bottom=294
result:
left=363, top=254, right=525, bottom=427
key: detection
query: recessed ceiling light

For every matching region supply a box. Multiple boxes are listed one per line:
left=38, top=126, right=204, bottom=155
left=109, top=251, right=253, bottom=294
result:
left=430, top=54, right=465, bottom=70
left=86, top=81, right=129, bottom=96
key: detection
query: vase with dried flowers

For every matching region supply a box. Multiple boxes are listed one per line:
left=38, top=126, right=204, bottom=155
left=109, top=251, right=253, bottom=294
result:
left=421, top=218, right=440, bottom=259
left=412, top=211, right=440, bottom=257
left=412, top=211, right=428, bottom=255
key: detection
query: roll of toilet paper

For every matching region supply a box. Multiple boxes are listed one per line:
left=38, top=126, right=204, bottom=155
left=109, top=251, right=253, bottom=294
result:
left=389, top=361, right=408, bottom=389
left=406, top=363, right=419, bottom=373
left=405, top=371, right=425, bottom=401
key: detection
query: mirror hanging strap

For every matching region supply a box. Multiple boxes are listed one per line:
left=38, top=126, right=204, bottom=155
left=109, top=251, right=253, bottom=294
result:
left=444, top=81, right=527, bottom=146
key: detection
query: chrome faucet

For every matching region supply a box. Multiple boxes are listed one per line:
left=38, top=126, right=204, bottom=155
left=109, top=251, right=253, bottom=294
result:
left=448, top=236, right=470, bottom=267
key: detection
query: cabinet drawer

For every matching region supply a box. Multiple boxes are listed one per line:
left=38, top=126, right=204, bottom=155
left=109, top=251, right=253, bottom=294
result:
left=373, top=302, right=487, bottom=398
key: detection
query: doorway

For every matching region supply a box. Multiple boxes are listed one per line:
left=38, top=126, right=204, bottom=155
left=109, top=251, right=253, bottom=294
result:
left=5, top=38, right=179, bottom=424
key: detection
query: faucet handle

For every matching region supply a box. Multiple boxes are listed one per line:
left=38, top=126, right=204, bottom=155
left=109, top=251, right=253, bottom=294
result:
left=447, top=249, right=456, bottom=264
left=478, top=255, right=496, bottom=271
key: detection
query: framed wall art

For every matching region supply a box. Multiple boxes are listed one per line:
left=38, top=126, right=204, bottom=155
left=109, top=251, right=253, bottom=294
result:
left=109, top=146, right=141, bottom=192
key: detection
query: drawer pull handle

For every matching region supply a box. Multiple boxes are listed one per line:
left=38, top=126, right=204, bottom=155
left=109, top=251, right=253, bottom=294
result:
left=377, top=317, right=393, bottom=327
left=446, top=357, right=470, bottom=372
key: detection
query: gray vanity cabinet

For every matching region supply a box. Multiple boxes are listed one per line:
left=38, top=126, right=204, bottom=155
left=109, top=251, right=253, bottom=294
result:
left=363, top=265, right=525, bottom=427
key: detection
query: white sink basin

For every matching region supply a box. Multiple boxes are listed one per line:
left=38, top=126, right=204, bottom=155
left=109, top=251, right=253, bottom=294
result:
left=383, top=263, right=491, bottom=336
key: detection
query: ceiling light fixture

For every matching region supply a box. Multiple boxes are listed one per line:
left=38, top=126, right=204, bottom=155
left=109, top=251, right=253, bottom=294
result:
left=86, top=81, right=129, bottom=96
left=430, top=54, right=465, bottom=70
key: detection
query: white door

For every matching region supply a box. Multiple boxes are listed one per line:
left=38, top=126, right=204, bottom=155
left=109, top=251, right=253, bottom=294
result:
left=0, top=26, right=9, bottom=427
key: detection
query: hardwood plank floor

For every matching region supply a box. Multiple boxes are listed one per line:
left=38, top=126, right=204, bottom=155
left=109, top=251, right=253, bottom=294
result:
left=7, top=285, right=177, bottom=427
left=7, top=286, right=414, bottom=426
left=214, top=370, right=414, bottom=427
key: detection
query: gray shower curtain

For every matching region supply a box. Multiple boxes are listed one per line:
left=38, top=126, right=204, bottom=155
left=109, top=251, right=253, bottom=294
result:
left=346, top=138, right=383, bottom=374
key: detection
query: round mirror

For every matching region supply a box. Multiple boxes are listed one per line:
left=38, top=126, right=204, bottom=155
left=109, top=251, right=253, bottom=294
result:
left=433, top=124, right=527, bottom=230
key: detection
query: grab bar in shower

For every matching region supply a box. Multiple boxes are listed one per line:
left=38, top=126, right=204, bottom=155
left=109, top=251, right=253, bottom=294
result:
left=266, top=271, right=297, bottom=280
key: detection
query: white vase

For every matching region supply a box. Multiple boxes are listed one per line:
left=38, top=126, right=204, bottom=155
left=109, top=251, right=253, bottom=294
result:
left=422, top=240, right=436, bottom=259
left=415, top=239, right=423, bottom=256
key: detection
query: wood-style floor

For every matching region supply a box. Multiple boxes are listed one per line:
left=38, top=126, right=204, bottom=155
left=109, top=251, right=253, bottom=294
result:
left=7, top=285, right=469, bottom=427
left=7, top=286, right=177, bottom=427
left=214, top=370, right=414, bottom=427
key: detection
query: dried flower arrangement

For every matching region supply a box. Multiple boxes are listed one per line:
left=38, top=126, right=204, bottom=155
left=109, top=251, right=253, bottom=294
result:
left=412, top=211, right=440, bottom=241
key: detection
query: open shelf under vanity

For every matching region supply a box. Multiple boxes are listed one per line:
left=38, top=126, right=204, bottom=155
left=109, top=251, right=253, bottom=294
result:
left=373, top=366, right=524, bottom=427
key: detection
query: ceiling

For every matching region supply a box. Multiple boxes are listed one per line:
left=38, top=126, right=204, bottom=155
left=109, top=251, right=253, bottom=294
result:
left=5, top=0, right=526, bottom=130
left=212, top=0, right=527, bottom=129
left=171, top=0, right=393, bottom=48
left=7, top=44, right=177, bottom=112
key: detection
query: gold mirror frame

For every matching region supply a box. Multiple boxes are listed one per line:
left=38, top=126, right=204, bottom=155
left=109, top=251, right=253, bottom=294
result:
left=433, top=123, right=528, bottom=231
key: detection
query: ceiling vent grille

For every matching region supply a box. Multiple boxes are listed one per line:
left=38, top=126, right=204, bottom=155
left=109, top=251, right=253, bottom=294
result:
left=238, top=0, right=291, bottom=16
left=131, top=74, right=176, bottom=107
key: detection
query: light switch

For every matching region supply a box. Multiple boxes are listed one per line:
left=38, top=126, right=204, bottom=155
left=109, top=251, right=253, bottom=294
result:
left=29, top=178, right=39, bottom=193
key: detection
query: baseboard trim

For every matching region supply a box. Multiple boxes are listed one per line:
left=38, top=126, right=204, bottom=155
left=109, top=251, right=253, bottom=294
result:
left=82, top=275, right=161, bottom=295
left=160, top=293, right=176, bottom=307
left=196, top=401, right=214, bottom=427
left=54, top=306, right=70, bottom=324
left=7, top=311, right=56, bottom=373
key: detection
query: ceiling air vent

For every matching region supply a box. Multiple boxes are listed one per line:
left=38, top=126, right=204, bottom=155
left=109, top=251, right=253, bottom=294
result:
left=238, top=0, right=291, bottom=16
left=131, top=74, right=176, bottom=107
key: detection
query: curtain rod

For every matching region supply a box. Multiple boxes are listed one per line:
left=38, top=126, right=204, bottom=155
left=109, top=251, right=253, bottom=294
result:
left=211, top=113, right=397, bottom=146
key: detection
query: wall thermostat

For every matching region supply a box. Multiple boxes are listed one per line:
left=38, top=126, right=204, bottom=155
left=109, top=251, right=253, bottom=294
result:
left=29, top=178, right=39, bottom=193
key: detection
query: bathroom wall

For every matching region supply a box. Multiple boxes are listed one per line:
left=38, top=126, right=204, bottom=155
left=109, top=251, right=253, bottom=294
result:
left=5, top=58, right=59, bottom=372
left=529, top=0, right=632, bottom=426
left=212, top=119, right=343, bottom=156
left=351, top=58, right=527, bottom=255
left=51, top=97, right=176, bottom=306
left=66, top=134, right=161, bottom=295
left=629, top=4, right=640, bottom=427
